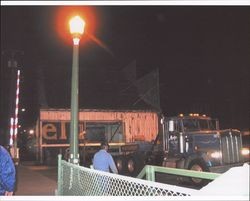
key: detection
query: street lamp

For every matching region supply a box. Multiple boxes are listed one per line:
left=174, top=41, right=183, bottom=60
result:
left=69, top=15, right=85, bottom=164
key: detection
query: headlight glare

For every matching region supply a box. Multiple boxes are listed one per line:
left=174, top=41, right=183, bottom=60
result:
left=241, top=148, right=250, bottom=156
left=210, top=151, right=222, bottom=159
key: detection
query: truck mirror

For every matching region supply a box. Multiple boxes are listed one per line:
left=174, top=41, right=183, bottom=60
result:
left=160, top=117, right=164, bottom=124
left=169, top=120, right=174, bottom=132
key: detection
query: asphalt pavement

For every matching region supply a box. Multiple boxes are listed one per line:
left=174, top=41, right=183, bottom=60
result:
left=14, top=161, right=57, bottom=196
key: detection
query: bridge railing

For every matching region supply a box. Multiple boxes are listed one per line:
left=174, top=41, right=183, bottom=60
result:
left=137, top=165, right=220, bottom=182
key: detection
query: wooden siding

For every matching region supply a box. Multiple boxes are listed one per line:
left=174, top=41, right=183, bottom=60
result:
left=40, top=110, right=159, bottom=142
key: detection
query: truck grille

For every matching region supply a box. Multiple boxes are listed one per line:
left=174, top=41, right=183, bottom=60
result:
left=221, top=130, right=242, bottom=164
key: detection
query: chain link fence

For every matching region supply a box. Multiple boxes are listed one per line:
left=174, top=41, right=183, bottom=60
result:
left=57, top=155, right=198, bottom=196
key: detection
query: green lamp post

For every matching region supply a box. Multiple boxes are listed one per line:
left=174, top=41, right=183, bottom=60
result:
left=69, top=15, right=85, bottom=164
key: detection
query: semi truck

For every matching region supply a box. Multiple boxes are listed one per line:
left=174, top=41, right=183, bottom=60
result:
left=31, top=109, right=247, bottom=185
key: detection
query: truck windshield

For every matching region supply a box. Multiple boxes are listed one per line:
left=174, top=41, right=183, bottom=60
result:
left=193, top=134, right=220, bottom=150
left=183, top=119, right=216, bottom=131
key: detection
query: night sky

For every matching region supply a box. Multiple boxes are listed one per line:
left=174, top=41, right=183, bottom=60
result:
left=1, top=5, right=250, bottom=144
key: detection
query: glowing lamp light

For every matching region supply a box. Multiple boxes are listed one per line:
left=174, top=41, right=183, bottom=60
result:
left=69, top=16, right=85, bottom=36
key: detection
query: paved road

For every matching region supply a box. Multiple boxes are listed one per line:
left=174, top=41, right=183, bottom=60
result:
left=13, top=161, right=199, bottom=196
left=15, top=161, right=57, bottom=195
left=155, top=172, right=202, bottom=190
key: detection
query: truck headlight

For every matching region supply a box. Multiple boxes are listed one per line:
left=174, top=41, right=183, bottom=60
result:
left=210, top=151, right=222, bottom=159
left=241, top=148, right=250, bottom=156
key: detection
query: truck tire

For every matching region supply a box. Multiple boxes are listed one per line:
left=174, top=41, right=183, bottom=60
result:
left=115, top=156, right=126, bottom=174
left=127, top=155, right=145, bottom=177
left=127, top=157, right=136, bottom=176
left=188, top=159, right=209, bottom=187
left=64, top=148, right=70, bottom=161
left=44, top=149, right=52, bottom=165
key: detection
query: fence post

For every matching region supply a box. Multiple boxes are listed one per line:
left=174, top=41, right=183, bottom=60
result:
left=57, top=154, right=62, bottom=195
left=137, top=166, right=146, bottom=179
left=146, top=165, right=155, bottom=182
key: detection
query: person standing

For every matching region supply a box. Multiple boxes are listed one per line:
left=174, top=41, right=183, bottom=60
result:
left=93, top=141, right=118, bottom=174
left=0, top=145, right=16, bottom=196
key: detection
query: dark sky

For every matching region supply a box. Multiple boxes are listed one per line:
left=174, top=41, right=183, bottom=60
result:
left=1, top=5, right=250, bottom=139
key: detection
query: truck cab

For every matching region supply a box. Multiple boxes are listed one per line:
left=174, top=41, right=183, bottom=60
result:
left=164, top=114, right=219, bottom=158
left=148, top=114, right=245, bottom=186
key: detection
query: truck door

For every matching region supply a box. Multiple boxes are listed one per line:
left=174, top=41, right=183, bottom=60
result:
left=166, top=119, right=182, bottom=156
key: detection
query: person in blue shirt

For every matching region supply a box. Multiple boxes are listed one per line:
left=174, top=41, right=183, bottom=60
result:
left=93, top=141, right=118, bottom=174
left=0, top=145, right=16, bottom=196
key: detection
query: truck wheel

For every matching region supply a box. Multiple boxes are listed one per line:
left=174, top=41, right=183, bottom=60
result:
left=188, top=160, right=209, bottom=187
left=64, top=148, right=70, bottom=161
left=127, top=155, right=145, bottom=177
left=115, top=157, right=126, bottom=174
left=127, top=157, right=136, bottom=176
left=44, top=149, right=52, bottom=165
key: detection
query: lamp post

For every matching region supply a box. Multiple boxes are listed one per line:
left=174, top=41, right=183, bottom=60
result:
left=69, top=16, right=85, bottom=164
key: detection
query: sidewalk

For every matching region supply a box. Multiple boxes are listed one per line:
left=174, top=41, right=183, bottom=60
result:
left=15, top=162, right=57, bottom=195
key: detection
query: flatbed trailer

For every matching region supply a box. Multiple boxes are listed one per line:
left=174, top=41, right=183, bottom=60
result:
left=35, top=108, right=159, bottom=164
